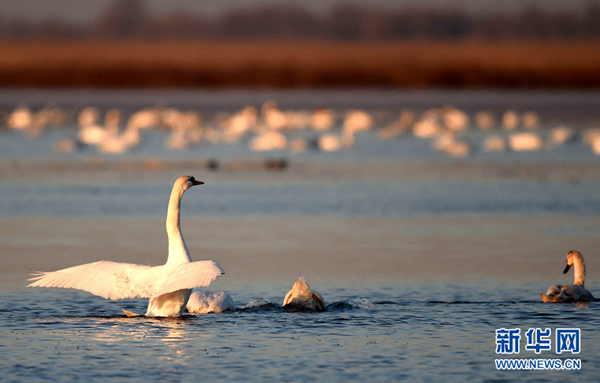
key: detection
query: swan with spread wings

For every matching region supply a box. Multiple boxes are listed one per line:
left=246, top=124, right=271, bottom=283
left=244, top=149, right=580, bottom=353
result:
left=28, top=175, right=224, bottom=317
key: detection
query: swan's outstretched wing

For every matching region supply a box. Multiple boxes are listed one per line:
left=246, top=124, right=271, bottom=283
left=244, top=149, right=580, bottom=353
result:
left=156, top=260, right=225, bottom=296
left=28, top=260, right=225, bottom=300
left=27, top=261, right=155, bottom=300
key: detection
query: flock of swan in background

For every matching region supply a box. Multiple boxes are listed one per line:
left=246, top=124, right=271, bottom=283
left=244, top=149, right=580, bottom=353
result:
left=27, top=175, right=596, bottom=317
left=3, top=101, right=600, bottom=157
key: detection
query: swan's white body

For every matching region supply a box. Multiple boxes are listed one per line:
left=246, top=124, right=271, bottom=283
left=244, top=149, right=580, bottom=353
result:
left=317, top=134, right=343, bottom=152
left=78, top=124, right=107, bottom=146
left=6, top=105, right=33, bottom=130
left=249, top=131, right=287, bottom=151
left=186, top=290, right=235, bottom=314
left=282, top=276, right=325, bottom=311
left=541, top=250, right=594, bottom=303
left=509, top=132, right=543, bottom=152
left=341, top=109, right=372, bottom=147
left=28, top=176, right=224, bottom=317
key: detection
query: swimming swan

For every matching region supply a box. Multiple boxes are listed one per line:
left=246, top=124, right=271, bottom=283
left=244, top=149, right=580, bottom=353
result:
left=282, top=276, right=325, bottom=311
left=27, top=176, right=225, bottom=317
left=541, top=250, right=594, bottom=303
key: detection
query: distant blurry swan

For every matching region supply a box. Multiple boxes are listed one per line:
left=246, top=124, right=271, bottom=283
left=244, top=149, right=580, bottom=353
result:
left=249, top=131, right=287, bottom=151
left=541, top=250, right=594, bottom=303
left=77, top=107, right=106, bottom=145
left=310, top=107, right=336, bottom=131
left=283, top=276, right=325, bottom=311
left=187, top=290, right=235, bottom=314
left=502, top=110, right=519, bottom=130
left=27, top=176, right=225, bottom=317
left=509, top=132, right=543, bottom=152
left=97, top=109, right=141, bottom=154
left=341, top=110, right=373, bottom=147
left=317, top=134, right=343, bottom=152
left=6, top=104, right=33, bottom=130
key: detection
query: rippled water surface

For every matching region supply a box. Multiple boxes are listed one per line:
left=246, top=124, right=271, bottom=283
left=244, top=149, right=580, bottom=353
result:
left=2, top=89, right=600, bottom=382
left=3, top=282, right=600, bottom=383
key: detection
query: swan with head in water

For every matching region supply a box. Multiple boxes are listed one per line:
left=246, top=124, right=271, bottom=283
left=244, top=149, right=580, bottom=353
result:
left=27, top=175, right=224, bottom=317
left=282, top=276, right=325, bottom=312
left=541, top=250, right=594, bottom=303
left=186, top=289, right=235, bottom=314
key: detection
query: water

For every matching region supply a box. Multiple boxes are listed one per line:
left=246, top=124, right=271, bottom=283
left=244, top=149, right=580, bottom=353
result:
left=1, top=89, right=600, bottom=382
left=2, top=180, right=600, bottom=218
left=3, top=284, right=600, bottom=382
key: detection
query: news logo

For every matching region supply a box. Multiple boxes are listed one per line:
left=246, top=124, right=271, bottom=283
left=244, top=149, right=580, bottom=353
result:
left=494, top=328, right=581, bottom=370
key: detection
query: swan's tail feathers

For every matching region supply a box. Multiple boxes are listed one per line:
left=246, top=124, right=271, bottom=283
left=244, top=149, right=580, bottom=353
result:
left=282, top=276, right=326, bottom=311
left=541, top=293, right=558, bottom=303
left=541, top=293, right=574, bottom=303
left=122, top=308, right=142, bottom=317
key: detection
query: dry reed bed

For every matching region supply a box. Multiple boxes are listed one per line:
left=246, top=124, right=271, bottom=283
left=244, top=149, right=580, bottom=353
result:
left=0, top=39, right=599, bottom=87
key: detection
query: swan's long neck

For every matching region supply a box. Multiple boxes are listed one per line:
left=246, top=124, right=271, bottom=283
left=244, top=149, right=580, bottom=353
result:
left=572, top=255, right=586, bottom=287
left=166, top=184, right=192, bottom=265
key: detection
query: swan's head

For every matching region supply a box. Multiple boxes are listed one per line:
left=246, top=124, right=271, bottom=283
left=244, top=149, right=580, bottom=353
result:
left=564, top=250, right=583, bottom=274
left=175, top=175, right=204, bottom=192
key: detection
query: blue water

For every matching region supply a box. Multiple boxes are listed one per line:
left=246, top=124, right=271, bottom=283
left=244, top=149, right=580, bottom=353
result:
left=1, top=180, right=600, bottom=218
left=2, top=284, right=600, bottom=382
left=2, top=89, right=600, bottom=382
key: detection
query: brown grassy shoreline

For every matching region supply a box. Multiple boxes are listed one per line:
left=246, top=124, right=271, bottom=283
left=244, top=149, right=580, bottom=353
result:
left=1, top=39, right=599, bottom=88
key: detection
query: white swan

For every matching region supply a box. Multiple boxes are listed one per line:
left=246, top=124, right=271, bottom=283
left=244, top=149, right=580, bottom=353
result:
left=27, top=176, right=225, bottom=317
left=248, top=131, right=287, bottom=151
left=310, top=107, right=336, bottom=131
left=341, top=109, right=373, bottom=147
left=317, top=134, right=343, bottom=152
left=282, top=276, right=325, bottom=311
left=186, top=290, right=235, bottom=314
left=541, top=250, right=594, bottom=303
left=549, top=125, right=576, bottom=146
left=522, top=111, right=539, bottom=130
left=442, top=106, right=469, bottom=132
left=77, top=107, right=106, bottom=146
left=509, top=132, right=543, bottom=152
left=97, top=109, right=142, bottom=154
left=502, top=110, right=519, bottom=130
left=432, top=133, right=471, bottom=157
left=6, top=104, right=33, bottom=130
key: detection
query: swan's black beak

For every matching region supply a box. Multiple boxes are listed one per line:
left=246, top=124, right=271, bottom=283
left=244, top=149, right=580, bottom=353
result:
left=192, top=180, right=204, bottom=186
left=563, top=263, right=572, bottom=274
